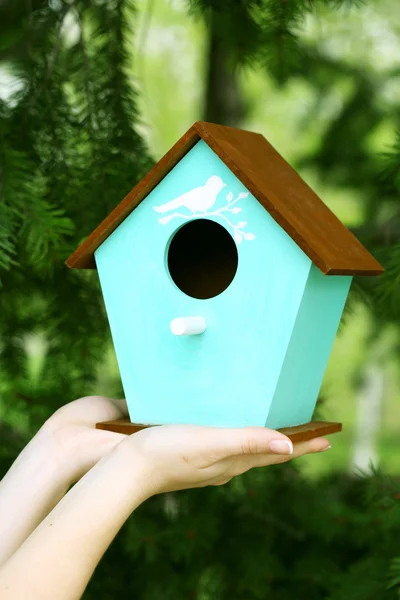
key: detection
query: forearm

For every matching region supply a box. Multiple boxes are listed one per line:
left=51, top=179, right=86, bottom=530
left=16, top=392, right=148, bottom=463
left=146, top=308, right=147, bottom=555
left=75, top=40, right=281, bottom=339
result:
left=0, top=440, right=151, bottom=600
left=0, top=426, right=74, bottom=566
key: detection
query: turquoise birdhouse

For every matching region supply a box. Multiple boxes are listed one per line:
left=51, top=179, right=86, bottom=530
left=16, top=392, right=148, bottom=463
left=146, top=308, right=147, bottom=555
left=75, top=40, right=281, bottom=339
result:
left=67, top=122, right=383, bottom=441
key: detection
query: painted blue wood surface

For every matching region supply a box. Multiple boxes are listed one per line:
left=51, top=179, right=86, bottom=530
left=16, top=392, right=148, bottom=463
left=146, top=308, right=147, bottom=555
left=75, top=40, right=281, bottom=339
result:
left=266, top=265, right=351, bottom=429
left=95, top=139, right=350, bottom=428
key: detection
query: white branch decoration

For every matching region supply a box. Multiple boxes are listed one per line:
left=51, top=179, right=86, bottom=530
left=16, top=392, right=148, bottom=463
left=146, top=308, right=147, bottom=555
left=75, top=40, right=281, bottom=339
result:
left=156, top=190, right=256, bottom=244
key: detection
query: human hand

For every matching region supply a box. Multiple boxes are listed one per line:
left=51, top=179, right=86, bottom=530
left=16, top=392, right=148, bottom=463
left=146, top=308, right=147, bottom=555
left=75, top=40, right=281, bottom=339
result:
left=119, top=423, right=331, bottom=496
left=43, top=396, right=128, bottom=484
left=0, top=416, right=330, bottom=596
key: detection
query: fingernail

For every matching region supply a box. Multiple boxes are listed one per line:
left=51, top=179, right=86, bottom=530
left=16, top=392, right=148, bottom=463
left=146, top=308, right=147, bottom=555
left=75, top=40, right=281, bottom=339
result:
left=269, top=439, right=293, bottom=455
left=320, top=444, right=331, bottom=452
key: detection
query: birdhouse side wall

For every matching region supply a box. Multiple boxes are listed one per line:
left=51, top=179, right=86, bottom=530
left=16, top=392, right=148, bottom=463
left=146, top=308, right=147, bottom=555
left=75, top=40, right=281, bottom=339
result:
left=265, top=265, right=352, bottom=430
left=94, top=139, right=314, bottom=428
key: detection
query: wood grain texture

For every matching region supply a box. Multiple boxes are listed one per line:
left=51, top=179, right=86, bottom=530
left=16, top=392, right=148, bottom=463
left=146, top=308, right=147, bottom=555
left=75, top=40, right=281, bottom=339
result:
left=66, top=121, right=383, bottom=275
left=96, top=418, right=342, bottom=443
left=96, top=418, right=144, bottom=435
left=195, top=122, right=382, bottom=276
left=277, top=420, right=342, bottom=442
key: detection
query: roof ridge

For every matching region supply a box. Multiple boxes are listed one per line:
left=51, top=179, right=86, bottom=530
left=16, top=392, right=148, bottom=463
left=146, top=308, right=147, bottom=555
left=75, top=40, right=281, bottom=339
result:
left=66, top=121, right=383, bottom=276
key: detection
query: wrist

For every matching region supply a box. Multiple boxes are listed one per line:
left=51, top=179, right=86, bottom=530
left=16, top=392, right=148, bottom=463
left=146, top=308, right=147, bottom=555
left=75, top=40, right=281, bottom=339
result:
left=111, top=436, right=157, bottom=502
left=37, top=420, right=81, bottom=487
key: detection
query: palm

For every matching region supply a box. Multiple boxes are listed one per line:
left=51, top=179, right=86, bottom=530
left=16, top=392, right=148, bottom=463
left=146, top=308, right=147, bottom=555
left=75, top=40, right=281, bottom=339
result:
left=128, top=423, right=330, bottom=494
left=46, top=396, right=128, bottom=482
left=44, top=397, right=330, bottom=490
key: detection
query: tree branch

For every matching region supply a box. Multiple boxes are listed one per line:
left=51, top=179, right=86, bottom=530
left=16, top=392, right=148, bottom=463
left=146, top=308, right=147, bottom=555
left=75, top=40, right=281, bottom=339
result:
left=25, top=7, right=68, bottom=115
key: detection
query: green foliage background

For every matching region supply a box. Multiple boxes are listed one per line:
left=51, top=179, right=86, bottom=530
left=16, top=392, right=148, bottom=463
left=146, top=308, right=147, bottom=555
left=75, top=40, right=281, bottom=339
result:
left=1, top=0, right=400, bottom=598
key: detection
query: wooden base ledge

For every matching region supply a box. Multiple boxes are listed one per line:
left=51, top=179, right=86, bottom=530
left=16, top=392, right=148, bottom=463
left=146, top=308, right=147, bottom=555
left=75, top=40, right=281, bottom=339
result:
left=96, top=418, right=342, bottom=444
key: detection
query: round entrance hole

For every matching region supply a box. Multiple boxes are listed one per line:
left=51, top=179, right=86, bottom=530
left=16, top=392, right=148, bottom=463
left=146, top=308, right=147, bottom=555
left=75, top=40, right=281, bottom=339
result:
left=167, top=219, right=238, bottom=300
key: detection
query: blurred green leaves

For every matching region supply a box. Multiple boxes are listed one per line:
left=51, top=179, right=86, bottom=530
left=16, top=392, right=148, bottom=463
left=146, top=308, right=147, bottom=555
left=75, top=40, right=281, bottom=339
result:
left=0, top=0, right=151, bottom=432
left=1, top=1, right=400, bottom=599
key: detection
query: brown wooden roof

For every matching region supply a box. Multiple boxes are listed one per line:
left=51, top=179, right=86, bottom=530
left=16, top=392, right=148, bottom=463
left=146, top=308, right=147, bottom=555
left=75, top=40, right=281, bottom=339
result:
left=66, top=121, right=383, bottom=275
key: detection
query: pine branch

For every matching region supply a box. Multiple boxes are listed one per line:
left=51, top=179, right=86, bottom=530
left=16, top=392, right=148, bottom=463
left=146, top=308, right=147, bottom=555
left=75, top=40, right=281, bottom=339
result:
left=388, top=557, right=400, bottom=595
left=72, top=3, right=98, bottom=137
left=25, top=6, right=67, bottom=115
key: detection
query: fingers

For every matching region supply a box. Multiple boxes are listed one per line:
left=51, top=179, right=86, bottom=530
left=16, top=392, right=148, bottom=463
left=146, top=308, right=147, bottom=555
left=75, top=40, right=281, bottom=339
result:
left=293, top=436, right=331, bottom=456
left=51, top=396, right=129, bottom=425
left=229, top=436, right=331, bottom=475
left=261, top=435, right=330, bottom=465
left=87, top=396, right=129, bottom=422
left=209, top=426, right=294, bottom=461
left=107, top=398, right=129, bottom=418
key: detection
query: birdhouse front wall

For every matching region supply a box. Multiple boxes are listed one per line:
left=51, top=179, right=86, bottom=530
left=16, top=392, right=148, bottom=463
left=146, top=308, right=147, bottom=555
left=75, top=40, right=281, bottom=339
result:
left=95, top=139, right=347, bottom=428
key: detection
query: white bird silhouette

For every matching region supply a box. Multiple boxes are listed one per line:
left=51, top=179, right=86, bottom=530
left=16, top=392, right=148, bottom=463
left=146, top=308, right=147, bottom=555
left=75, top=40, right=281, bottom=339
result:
left=153, top=175, right=226, bottom=214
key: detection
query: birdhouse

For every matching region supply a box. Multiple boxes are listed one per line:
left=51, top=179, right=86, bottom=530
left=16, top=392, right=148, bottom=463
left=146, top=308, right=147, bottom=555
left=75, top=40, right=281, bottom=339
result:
left=66, top=122, right=383, bottom=442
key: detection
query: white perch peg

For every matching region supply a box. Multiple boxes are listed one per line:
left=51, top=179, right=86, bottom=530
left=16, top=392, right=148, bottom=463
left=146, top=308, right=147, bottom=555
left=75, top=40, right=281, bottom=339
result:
left=170, top=316, right=206, bottom=336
